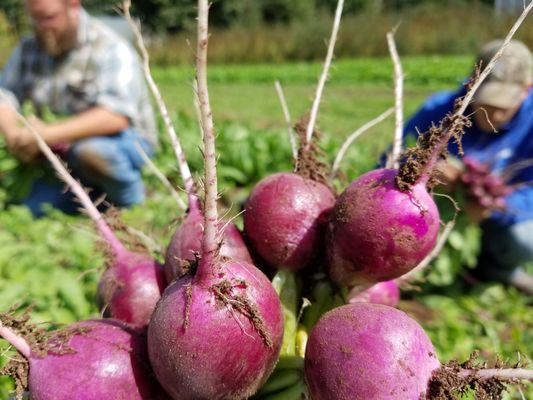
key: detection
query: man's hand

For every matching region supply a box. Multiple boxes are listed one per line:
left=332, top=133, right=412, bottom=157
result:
left=434, top=158, right=464, bottom=191
left=10, top=116, right=47, bottom=163
left=463, top=199, right=491, bottom=224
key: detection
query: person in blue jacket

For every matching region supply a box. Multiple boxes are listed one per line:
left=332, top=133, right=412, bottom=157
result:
left=405, top=39, right=533, bottom=295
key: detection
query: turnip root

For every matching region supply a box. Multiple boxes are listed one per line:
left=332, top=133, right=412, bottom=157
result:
left=243, top=172, right=335, bottom=270
left=0, top=316, right=169, bottom=400
left=148, top=261, right=284, bottom=399
left=347, top=279, right=400, bottom=307
left=305, top=303, right=533, bottom=399
left=97, top=248, right=166, bottom=327
left=460, top=156, right=513, bottom=211
left=243, top=0, right=342, bottom=272
left=164, top=199, right=253, bottom=283
left=147, top=2, right=284, bottom=398
left=327, top=168, right=440, bottom=286
left=304, top=303, right=440, bottom=399
left=10, top=106, right=166, bottom=329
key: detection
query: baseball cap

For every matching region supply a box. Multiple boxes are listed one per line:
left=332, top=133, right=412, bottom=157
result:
left=473, top=39, right=533, bottom=109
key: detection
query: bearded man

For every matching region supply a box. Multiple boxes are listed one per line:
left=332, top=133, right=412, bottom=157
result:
left=0, top=0, right=157, bottom=216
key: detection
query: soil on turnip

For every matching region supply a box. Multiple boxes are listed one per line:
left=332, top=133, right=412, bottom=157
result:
left=427, top=357, right=506, bottom=400
left=0, top=307, right=89, bottom=399
left=210, top=278, right=273, bottom=348
left=103, top=207, right=150, bottom=254
left=294, top=117, right=332, bottom=187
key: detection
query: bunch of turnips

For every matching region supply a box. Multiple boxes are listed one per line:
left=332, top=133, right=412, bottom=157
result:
left=2, top=0, right=533, bottom=399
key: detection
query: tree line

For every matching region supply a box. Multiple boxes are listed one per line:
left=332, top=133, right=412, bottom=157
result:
left=1, top=0, right=493, bottom=36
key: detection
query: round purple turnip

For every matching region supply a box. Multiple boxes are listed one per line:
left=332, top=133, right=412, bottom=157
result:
left=327, top=168, right=440, bottom=286
left=243, top=172, right=335, bottom=271
left=18, top=116, right=166, bottom=329
left=148, top=259, right=284, bottom=400
left=0, top=318, right=169, bottom=400
left=347, top=279, right=400, bottom=307
left=147, top=4, right=284, bottom=398
left=164, top=203, right=253, bottom=283
left=98, top=251, right=167, bottom=328
left=304, top=303, right=440, bottom=399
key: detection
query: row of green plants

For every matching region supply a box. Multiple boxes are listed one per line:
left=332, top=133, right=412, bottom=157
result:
left=2, top=3, right=533, bottom=66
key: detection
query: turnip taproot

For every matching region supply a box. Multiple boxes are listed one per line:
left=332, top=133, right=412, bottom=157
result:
left=147, top=3, right=284, bottom=398
left=304, top=303, right=440, bottom=399
left=0, top=315, right=169, bottom=400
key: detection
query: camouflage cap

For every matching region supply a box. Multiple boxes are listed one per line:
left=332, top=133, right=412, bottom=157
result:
left=473, top=39, right=532, bottom=108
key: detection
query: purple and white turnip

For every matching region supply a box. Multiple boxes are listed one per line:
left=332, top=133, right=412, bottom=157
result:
left=304, top=303, right=441, bottom=399
left=0, top=317, right=169, bottom=400
left=146, top=3, right=284, bottom=398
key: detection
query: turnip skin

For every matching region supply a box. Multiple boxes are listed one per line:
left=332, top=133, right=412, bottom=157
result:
left=98, top=252, right=167, bottom=328
left=304, top=303, right=440, bottom=400
left=164, top=207, right=253, bottom=283
left=347, top=280, right=400, bottom=307
left=148, top=260, right=284, bottom=400
left=28, top=319, right=169, bottom=400
left=243, top=172, right=335, bottom=271
left=327, top=168, right=440, bottom=286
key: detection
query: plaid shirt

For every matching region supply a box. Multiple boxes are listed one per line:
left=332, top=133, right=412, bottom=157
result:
left=0, top=9, right=158, bottom=147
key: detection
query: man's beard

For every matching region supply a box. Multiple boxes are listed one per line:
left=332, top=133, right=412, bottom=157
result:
left=36, top=24, right=77, bottom=57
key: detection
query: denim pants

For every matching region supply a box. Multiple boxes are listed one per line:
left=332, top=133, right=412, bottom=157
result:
left=22, top=129, right=154, bottom=217
left=476, top=219, right=533, bottom=283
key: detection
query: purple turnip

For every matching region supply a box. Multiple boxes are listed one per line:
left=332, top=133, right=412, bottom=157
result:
left=326, top=31, right=533, bottom=289
left=327, top=168, right=440, bottom=287
left=243, top=172, right=335, bottom=270
left=242, top=0, right=342, bottom=273
left=147, top=3, right=284, bottom=398
left=164, top=198, right=253, bottom=283
left=304, top=303, right=440, bottom=399
left=18, top=114, right=166, bottom=329
left=305, top=302, right=533, bottom=399
left=347, top=279, right=400, bottom=307
left=0, top=316, right=169, bottom=400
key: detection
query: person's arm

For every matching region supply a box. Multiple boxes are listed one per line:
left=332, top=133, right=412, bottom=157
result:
left=40, top=106, right=129, bottom=145
left=0, top=104, right=21, bottom=149
left=9, top=106, right=129, bottom=162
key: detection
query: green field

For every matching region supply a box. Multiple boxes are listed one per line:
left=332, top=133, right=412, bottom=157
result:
left=0, top=56, right=532, bottom=399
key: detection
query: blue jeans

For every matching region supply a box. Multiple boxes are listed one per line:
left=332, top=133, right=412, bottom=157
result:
left=22, top=129, right=154, bottom=217
left=475, top=219, right=533, bottom=283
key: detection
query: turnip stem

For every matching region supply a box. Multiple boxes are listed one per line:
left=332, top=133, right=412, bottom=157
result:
left=0, top=322, right=31, bottom=359
left=122, top=0, right=198, bottom=208
left=304, top=0, right=344, bottom=151
left=133, top=142, right=187, bottom=210
left=456, top=367, right=533, bottom=381
left=386, top=29, right=404, bottom=169
left=413, top=1, right=533, bottom=187
left=274, top=80, right=298, bottom=165
left=5, top=108, right=127, bottom=258
left=196, top=0, right=218, bottom=267
left=331, top=107, right=394, bottom=179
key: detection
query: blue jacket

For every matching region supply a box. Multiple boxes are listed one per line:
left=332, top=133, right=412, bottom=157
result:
left=405, top=85, right=533, bottom=227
